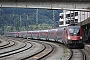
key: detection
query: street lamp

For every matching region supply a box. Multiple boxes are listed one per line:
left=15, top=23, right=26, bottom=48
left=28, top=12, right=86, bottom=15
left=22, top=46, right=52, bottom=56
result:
left=26, top=15, right=28, bottom=31
left=20, top=15, right=22, bottom=31
left=13, top=14, right=16, bottom=32
left=53, top=10, right=56, bottom=28
left=36, top=8, right=38, bottom=30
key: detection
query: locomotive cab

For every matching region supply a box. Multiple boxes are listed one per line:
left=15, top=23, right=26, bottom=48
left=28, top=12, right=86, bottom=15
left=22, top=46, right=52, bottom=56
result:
left=66, top=26, right=84, bottom=49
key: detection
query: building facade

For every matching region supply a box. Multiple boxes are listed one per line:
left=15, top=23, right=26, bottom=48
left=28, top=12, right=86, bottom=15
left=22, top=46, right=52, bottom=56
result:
left=59, top=10, right=90, bottom=27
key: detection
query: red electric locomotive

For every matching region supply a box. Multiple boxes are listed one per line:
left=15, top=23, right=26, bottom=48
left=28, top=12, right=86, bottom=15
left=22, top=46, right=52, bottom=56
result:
left=63, top=26, right=84, bottom=49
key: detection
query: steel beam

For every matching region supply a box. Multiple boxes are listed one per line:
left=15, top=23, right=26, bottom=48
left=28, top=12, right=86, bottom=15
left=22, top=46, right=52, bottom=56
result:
left=0, top=2, right=90, bottom=11
left=0, top=0, right=90, bottom=2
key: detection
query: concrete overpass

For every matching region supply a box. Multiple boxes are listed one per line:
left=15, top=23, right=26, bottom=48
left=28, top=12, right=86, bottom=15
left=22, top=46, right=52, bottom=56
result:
left=0, top=0, right=90, bottom=11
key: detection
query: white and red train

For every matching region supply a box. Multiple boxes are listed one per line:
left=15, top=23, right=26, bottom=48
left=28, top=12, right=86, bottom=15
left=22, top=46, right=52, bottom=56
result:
left=5, top=26, right=84, bottom=49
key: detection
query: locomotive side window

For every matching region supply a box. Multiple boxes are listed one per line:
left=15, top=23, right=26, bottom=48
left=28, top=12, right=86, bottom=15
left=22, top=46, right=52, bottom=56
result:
left=66, top=30, right=67, bottom=35
left=69, top=28, right=80, bottom=36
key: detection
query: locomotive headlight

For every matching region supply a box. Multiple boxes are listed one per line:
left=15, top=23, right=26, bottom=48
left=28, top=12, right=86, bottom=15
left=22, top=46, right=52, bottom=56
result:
left=80, top=36, right=82, bottom=39
left=68, top=36, right=70, bottom=40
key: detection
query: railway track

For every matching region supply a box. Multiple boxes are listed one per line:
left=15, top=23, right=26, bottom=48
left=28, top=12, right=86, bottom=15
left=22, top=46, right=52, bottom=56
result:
left=68, top=49, right=87, bottom=60
left=0, top=40, right=10, bottom=47
left=0, top=42, right=33, bottom=59
left=0, top=38, right=55, bottom=60
left=0, top=41, right=26, bottom=55
left=0, top=37, right=33, bottom=60
left=0, top=40, right=15, bottom=49
left=1, top=36, right=88, bottom=60
left=21, top=41, right=54, bottom=60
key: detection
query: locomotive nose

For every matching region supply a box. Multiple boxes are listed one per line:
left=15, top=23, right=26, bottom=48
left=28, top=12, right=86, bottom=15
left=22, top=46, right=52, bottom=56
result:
left=70, top=36, right=82, bottom=40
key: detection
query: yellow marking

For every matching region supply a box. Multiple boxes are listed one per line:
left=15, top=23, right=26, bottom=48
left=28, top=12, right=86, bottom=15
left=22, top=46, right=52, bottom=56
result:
left=42, top=52, right=46, bottom=54
left=33, top=56, right=38, bottom=58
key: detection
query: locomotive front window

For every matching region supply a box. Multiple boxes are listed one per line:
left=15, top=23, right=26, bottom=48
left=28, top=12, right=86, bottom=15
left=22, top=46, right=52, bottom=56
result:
left=69, top=28, right=80, bottom=36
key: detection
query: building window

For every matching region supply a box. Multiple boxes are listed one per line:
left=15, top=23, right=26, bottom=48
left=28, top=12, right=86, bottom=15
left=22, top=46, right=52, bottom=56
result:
left=75, top=19, right=78, bottom=23
left=60, top=21, right=63, bottom=25
left=66, top=14, right=70, bottom=18
left=71, top=13, right=74, bottom=17
left=75, top=12, right=78, bottom=16
left=70, top=20, right=74, bottom=24
left=66, top=20, right=70, bottom=24
left=60, top=15, right=63, bottom=19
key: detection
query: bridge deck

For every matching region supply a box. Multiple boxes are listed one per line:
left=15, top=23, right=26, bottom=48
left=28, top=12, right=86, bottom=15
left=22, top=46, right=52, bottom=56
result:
left=0, top=0, right=90, bottom=2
